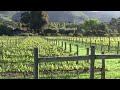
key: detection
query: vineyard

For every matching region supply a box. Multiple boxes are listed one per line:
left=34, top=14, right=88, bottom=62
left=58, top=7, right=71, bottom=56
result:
left=0, top=36, right=120, bottom=79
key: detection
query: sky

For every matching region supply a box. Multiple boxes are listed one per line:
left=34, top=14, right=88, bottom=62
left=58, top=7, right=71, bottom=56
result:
left=91, top=11, right=100, bottom=12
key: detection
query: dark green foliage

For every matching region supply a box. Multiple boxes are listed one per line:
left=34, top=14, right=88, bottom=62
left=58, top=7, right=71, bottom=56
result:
left=21, top=12, right=30, bottom=24
left=0, top=24, right=13, bottom=35
left=108, top=17, right=120, bottom=36
left=19, top=33, right=38, bottom=36
left=44, top=29, right=58, bottom=34
left=58, top=29, right=75, bottom=35
left=20, top=11, right=48, bottom=34
left=81, top=18, right=108, bottom=36
left=19, top=33, right=30, bottom=36
left=68, top=33, right=73, bottom=36
left=0, top=18, right=18, bottom=29
left=20, top=12, right=31, bottom=30
left=64, top=30, right=75, bottom=35
left=30, top=11, right=48, bottom=34
left=76, top=33, right=83, bottom=37
left=58, top=29, right=65, bottom=34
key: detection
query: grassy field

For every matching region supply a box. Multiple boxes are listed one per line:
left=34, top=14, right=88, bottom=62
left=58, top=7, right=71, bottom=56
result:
left=0, top=36, right=120, bottom=79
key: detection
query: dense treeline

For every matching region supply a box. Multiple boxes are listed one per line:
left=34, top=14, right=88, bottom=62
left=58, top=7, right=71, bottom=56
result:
left=20, top=11, right=48, bottom=34
left=1, top=11, right=120, bottom=36
left=0, top=18, right=18, bottom=35
left=107, top=17, right=120, bottom=36
left=20, top=11, right=109, bottom=36
left=44, top=19, right=109, bottom=36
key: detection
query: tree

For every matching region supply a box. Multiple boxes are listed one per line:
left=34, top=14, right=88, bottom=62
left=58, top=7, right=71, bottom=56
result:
left=20, top=11, right=48, bottom=34
left=81, top=18, right=101, bottom=31
left=21, top=12, right=30, bottom=24
left=0, top=24, right=13, bottom=35
left=81, top=18, right=108, bottom=36
left=30, top=11, right=48, bottom=34
left=20, top=12, right=31, bottom=32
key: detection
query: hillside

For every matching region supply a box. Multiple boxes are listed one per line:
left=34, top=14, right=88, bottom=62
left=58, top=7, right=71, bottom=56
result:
left=12, top=11, right=120, bottom=22
left=12, top=11, right=89, bottom=22
left=48, top=11, right=89, bottom=22
left=1, top=11, right=120, bottom=22
left=83, top=11, right=120, bottom=22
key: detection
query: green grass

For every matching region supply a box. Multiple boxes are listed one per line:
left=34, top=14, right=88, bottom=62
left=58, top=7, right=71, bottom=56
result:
left=0, top=36, right=120, bottom=79
left=40, top=36, right=120, bottom=79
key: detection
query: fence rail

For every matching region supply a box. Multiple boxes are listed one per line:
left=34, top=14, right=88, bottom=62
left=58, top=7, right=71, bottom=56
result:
left=34, top=46, right=120, bottom=79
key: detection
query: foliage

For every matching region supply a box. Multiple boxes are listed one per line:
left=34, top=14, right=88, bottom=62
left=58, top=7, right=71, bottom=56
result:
left=68, top=33, right=73, bottom=36
left=19, top=33, right=38, bottom=36
left=108, top=17, right=120, bottom=35
left=19, top=33, right=30, bottom=36
left=0, top=17, right=18, bottom=29
left=0, top=24, right=13, bottom=35
left=81, top=18, right=108, bottom=36
left=0, top=36, right=120, bottom=78
left=20, top=11, right=49, bottom=34
left=21, top=12, right=30, bottom=24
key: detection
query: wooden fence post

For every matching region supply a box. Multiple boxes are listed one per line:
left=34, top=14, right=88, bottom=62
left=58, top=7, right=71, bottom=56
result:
left=65, top=42, right=66, bottom=50
left=34, top=48, right=39, bottom=79
left=108, top=37, right=110, bottom=52
left=76, top=45, right=79, bottom=64
left=86, top=48, right=89, bottom=63
left=58, top=41, right=59, bottom=46
left=118, top=41, right=119, bottom=49
left=101, top=45, right=103, bottom=52
left=90, top=37, right=91, bottom=46
left=76, top=45, right=79, bottom=56
left=90, top=46, right=95, bottom=79
left=82, top=38, right=83, bottom=45
left=69, top=38, right=70, bottom=43
left=70, top=43, right=72, bottom=52
left=101, top=51, right=105, bottom=79
left=85, top=39, right=87, bottom=47
left=2, top=42, right=3, bottom=60
left=117, top=41, right=119, bottom=54
left=95, top=40, right=96, bottom=46
left=54, top=39, right=55, bottom=44
left=62, top=41, right=63, bottom=47
left=56, top=40, right=57, bottom=46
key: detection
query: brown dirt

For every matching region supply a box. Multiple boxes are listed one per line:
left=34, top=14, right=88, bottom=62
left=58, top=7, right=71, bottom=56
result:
left=42, top=68, right=108, bottom=74
left=0, top=72, right=33, bottom=79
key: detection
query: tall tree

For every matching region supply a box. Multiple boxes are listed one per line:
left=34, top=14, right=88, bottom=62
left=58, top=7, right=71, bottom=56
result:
left=20, top=12, right=31, bottom=30
left=21, top=12, right=30, bottom=24
left=30, top=11, right=48, bottom=34
left=20, top=11, right=48, bottom=34
left=81, top=18, right=108, bottom=36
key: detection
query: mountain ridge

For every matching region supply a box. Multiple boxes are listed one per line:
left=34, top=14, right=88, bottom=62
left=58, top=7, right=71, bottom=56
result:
left=0, top=11, right=120, bottom=22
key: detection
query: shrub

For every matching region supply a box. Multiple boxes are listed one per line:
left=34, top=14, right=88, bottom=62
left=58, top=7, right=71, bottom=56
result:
left=44, top=29, right=58, bottom=34
left=68, top=33, right=73, bottom=36
left=64, top=30, right=74, bottom=35
left=29, top=33, right=35, bottom=36
left=104, top=34, right=109, bottom=37
left=19, top=33, right=30, bottom=36
left=56, top=33, right=61, bottom=36
left=34, top=33, right=38, bottom=36
left=77, top=33, right=83, bottom=37
left=58, top=29, right=65, bottom=34
left=0, top=25, right=13, bottom=36
left=47, top=33, right=51, bottom=36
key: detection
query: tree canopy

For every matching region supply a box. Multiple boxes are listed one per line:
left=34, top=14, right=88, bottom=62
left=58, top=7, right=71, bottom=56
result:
left=20, top=11, right=48, bottom=34
left=80, top=18, right=108, bottom=36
